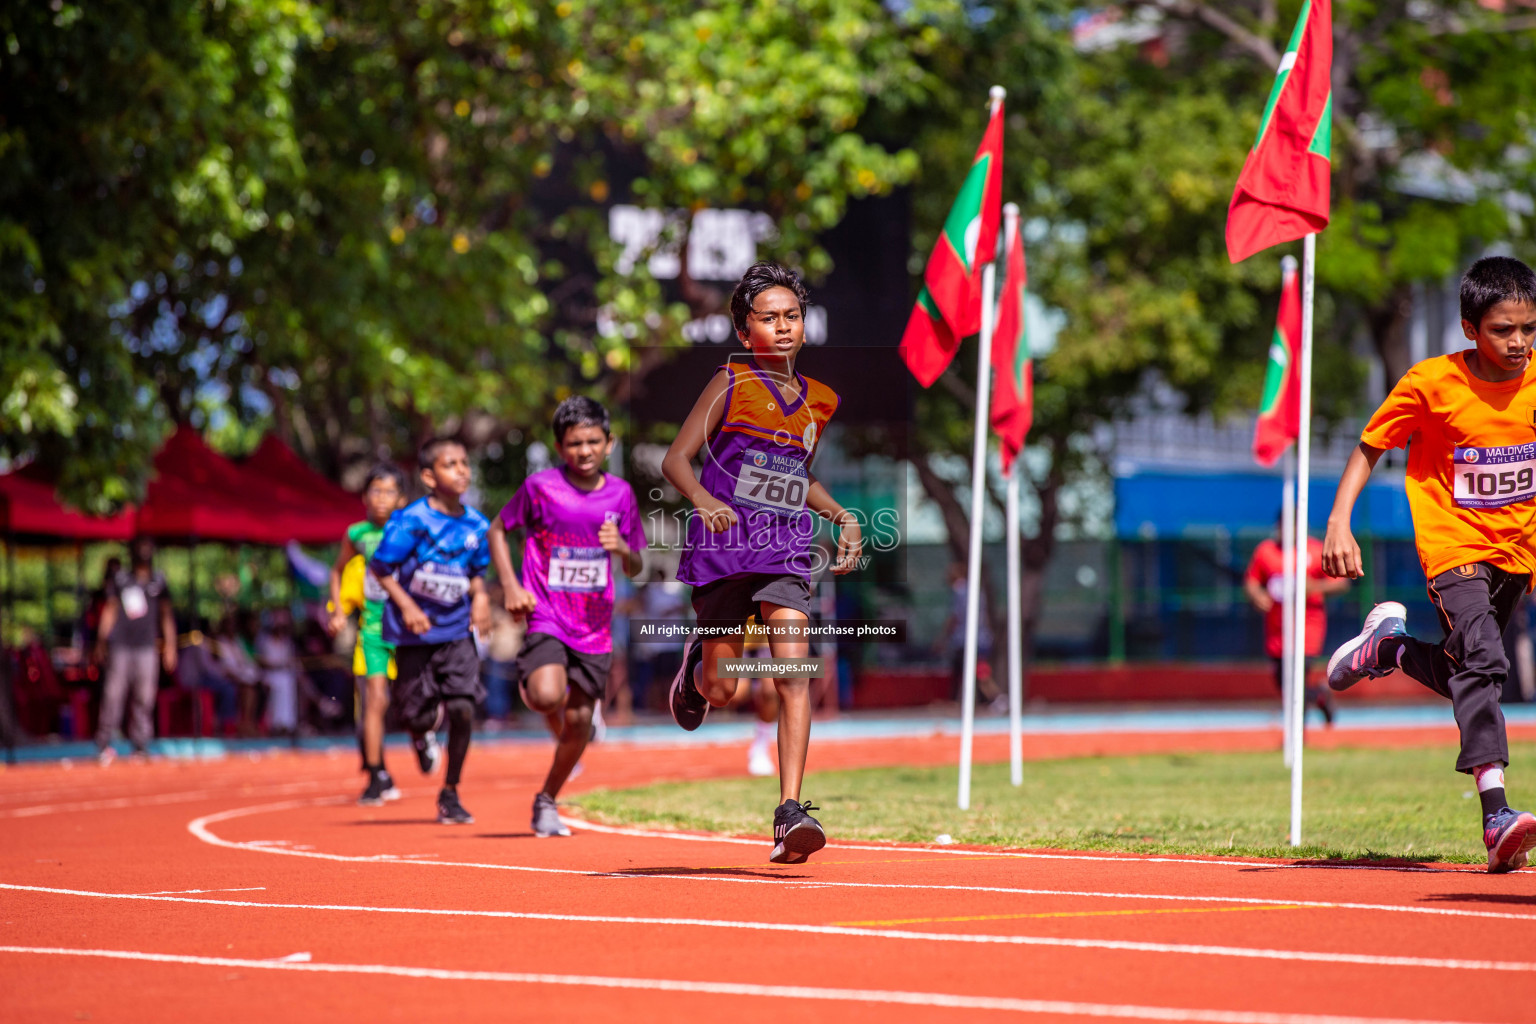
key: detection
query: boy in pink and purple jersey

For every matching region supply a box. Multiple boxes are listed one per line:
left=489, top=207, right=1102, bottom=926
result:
left=662, top=261, right=863, bottom=865
left=489, top=396, right=646, bottom=838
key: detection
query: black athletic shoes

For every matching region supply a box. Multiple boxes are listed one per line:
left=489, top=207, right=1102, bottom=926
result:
left=413, top=732, right=442, bottom=775
left=669, top=633, right=709, bottom=731
left=532, top=792, right=572, bottom=837
left=357, top=769, right=400, bottom=807
left=436, top=787, right=474, bottom=825
left=769, top=798, right=826, bottom=864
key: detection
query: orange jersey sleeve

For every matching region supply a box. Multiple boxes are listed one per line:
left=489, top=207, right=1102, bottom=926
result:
left=1361, top=352, right=1536, bottom=584
left=1360, top=367, right=1426, bottom=451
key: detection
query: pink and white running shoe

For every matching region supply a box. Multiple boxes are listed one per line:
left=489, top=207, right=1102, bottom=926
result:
left=1325, top=601, right=1408, bottom=691
left=1485, top=807, right=1536, bottom=874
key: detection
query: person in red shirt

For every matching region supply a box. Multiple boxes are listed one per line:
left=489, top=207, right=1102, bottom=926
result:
left=1244, top=522, right=1349, bottom=724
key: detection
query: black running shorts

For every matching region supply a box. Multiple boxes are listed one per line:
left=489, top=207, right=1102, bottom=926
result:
left=515, top=632, right=611, bottom=702
left=690, top=573, right=813, bottom=634
left=392, top=636, right=483, bottom=720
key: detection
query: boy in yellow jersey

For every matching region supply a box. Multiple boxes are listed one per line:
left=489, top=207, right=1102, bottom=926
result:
left=662, top=261, right=863, bottom=864
left=1323, top=256, right=1536, bottom=873
left=327, top=464, right=407, bottom=806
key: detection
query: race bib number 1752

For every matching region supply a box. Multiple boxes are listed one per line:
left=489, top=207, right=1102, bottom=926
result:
left=1453, top=445, right=1536, bottom=509
left=548, top=546, right=608, bottom=592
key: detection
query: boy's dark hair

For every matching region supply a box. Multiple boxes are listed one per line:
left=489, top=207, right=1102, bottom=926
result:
left=551, top=395, right=611, bottom=444
left=1460, top=256, right=1536, bottom=326
left=417, top=437, right=464, bottom=472
left=729, top=260, right=810, bottom=335
left=363, top=462, right=406, bottom=493
left=128, top=536, right=155, bottom=567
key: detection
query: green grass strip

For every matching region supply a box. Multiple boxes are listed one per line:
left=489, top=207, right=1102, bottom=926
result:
left=572, top=741, right=1536, bottom=863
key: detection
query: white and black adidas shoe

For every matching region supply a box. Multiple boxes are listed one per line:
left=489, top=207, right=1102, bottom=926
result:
left=769, top=798, right=826, bottom=864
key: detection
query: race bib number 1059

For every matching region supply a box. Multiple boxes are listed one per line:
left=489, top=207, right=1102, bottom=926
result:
left=1453, top=445, right=1536, bottom=509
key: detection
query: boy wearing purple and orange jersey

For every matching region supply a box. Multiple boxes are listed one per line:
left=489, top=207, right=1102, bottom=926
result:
left=661, top=260, right=863, bottom=865
left=489, top=396, right=646, bottom=838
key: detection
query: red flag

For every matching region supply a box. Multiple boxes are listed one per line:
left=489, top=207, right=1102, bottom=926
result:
left=1252, top=257, right=1302, bottom=466
left=1225, top=0, right=1332, bottom=263
left=900, top=94, right=1005, bottom=386
left=991, top=212, right=1032, bottom=473
left=899, top=287, right=959, bottom=390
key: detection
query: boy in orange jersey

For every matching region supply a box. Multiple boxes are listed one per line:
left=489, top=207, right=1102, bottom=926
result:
left=661, top=261, right=863, bottom=864
left=1323, top=256, right=1536, bottom=873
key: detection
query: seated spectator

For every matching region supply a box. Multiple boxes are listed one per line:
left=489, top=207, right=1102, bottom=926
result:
left=11, top=627, right=65, bottom=737
left=256, top=608, right=302, bottom=736
left=218, top=611, right=264, bottom=737
left=297, top=616, right=349, bottom=732
left=174, top=620, right=239, bottom=734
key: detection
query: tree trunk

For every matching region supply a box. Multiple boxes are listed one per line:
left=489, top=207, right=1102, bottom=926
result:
left=912, top=444, right=1007, bottom=702
left=1369, top=283, right=1415, bottom=390
left=1013, top=460, right=1063, bottom=703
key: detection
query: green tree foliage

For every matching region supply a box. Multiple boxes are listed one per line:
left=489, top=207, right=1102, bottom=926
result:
left=895, top=0, right=1536, bottom=680
left=1, top=0, right=918, bottom=503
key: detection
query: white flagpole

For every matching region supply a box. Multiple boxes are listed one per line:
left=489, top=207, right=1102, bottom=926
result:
left=1289, top=233, right=1317, bottom=846
left=1281, top=447, right=1296, bottom=769
left=958, top=259, right=998, bottom=811
left=1007, top=463, right=1024, bottom=786
left=958, top=87, right=1006, bottom=811
left=1003, top=203, right=1025, bottom=788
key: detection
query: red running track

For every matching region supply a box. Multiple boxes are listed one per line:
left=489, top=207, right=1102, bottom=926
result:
left=3, top=725, right=1535, bottom=1023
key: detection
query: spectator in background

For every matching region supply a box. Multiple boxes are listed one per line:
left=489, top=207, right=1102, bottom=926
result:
left=1244, top=520, right=1349, bottom=725
left=82, top=557, right=121, bottom=652
left=93, top=537, right=176, bottom=764
left=632, top=568, right=687, bottom=712
left=174, top=619, right=240, bottom=734
left=937, top=562, right=1003, bottom=711
left=608, top=573, right=638, bottom=725
left=212, top=612, right=262, bottom=736
left=256, top=608, right=302, bottom=736
left=298, top=617, right=349, bottom=732
left=481, top=584, right=523, bottom=730
left=12, top=627, right=64, bottom=737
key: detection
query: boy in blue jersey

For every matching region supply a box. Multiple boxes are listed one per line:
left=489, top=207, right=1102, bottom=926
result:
left=370, top=438, right=492, bottom=824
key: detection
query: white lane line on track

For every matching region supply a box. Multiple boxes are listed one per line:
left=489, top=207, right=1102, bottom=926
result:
left=563, top=817, right=1483, bottom=875
left=9, top=882, right=1534, bottom=973
left=131, top=888, right=267, bottom=896
left=0, top=945, right=1511, bottom=1023
left=185, top=801, right=1536, bottom=923
left=2, top=780, right=333, bottom=819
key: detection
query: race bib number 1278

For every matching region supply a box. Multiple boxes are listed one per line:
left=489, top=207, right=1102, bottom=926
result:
left=1453, top=445, right=1536, bottom=509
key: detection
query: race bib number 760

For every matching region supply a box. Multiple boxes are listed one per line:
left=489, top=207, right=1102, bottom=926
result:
left=1453, top=445, right=1536, bottom=509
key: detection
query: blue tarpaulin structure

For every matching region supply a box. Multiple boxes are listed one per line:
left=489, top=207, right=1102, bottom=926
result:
left=1114, top=471, right=1413, bottom=540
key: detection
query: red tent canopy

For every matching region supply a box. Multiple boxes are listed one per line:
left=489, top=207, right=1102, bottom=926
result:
left=1, top=428, right=359, bottom=546
left=135, top=426, right=356, bottom=545
left=241, top=435, right=361, bottom=522
left=0, top=468, right=135, bottom=540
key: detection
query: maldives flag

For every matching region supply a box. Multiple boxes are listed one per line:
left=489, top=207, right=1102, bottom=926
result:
left=900, top=97, right=1005, bottom=387
left=991, top=213, right=1032, bottom=473
left=1253, top=256, right=1302, bottom=466
left=1225, top=0, right=1332, bottom=263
